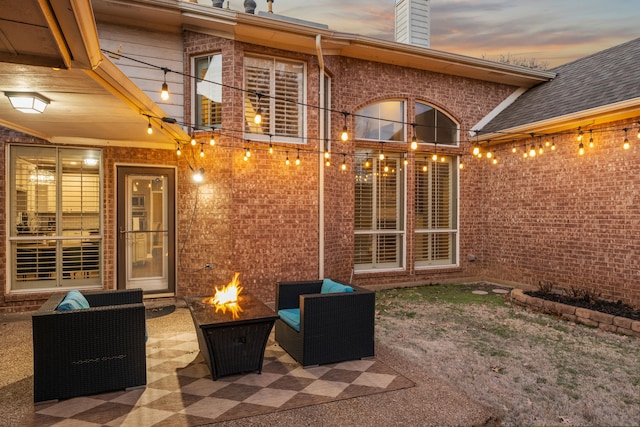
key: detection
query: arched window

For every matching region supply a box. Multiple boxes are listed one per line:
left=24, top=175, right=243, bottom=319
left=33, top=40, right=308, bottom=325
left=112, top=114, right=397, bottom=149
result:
left=354, top=100, right=404, bottom=142
left=415, top=102, right=458, bottom=146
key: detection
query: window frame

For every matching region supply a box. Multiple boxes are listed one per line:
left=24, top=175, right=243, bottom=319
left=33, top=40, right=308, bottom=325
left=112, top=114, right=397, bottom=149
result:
left=193, top=53, right=223, bottom=129
left=7, top=145, right=103, bottom=292
left=354, top=100, right=406, bottom=143
left=413, top=155, right=459, bottom=268
left=243, top=54, right=307, bottom=144
left=414, top=101, right=460, bottom=147
left=354, top=149, right=407, bottom=272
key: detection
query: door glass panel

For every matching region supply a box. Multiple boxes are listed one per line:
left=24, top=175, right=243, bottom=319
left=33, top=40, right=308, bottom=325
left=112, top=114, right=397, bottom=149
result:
left=126, top=175, right=168, bottom=291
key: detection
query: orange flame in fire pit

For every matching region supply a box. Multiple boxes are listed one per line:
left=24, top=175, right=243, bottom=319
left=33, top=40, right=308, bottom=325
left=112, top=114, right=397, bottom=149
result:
left=203, top=272, right=243, bottom=319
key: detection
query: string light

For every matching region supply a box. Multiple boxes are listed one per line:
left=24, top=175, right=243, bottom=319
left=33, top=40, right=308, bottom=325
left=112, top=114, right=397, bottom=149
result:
left=295, top=149, right=301, bottom=166
left=340, top=112, right=349, bottom=142
left=210, top=134, right=215, bottom=146
left=341, top=154, right=347, bottom=171
left=577, top=126, right=583, bottom=141
left=106, top=50, right=640, bottom=160
left=160, top=68, right=169, bottom=101
left=200, top=143, right=205, bottom=158
left=244, top=146, right=251, bottom=161
left=459, top=162, right=464, bottom=170
left=379, top=143, right=385, bottom=161
left=589, top=129, right=594, bottom=148
left=325, top=149, right=331, bottom=167
left=176, top=144, right=182, bottom=156
left=623, top=128, right=630, bottom=150
left=551, top=137, right=556, bottom=150
left=529, top=144, right=536, bottom=157
left=432, top=143, right=438, bottom=161
left=147, top=116, right=153, bottom=135
left=254, top=92, right=263, bottom=125
left=410, top=123, right=418, bottom=150
left=492, top=152, right=498, bottom=164
left=268, top=134, right=273, bottom=154
left=191, top=133, right=196, bottom=146
left=578, top=141, right=585, bottom=155
left=285, top=151, right=290, bottom=165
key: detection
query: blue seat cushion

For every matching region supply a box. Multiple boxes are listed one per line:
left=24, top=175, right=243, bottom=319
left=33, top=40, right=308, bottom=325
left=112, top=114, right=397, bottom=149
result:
left=278, top=308, right=300, bottom=332
left=321, top=278, right=354, bottom=294
left=56, top=290, right=90, bottom=311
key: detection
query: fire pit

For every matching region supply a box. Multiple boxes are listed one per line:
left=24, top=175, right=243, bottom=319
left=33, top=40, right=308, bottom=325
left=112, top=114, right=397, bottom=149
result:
left=185, top=274, right=278, bottom=380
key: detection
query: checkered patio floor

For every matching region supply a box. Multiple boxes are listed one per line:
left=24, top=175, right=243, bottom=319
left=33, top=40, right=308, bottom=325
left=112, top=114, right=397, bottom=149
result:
left=27, top=331, right=414, bottom=426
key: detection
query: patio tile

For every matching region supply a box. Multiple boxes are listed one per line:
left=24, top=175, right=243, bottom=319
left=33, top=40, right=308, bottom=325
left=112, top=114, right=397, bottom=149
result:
left=30, top=330, right=414, bottom=426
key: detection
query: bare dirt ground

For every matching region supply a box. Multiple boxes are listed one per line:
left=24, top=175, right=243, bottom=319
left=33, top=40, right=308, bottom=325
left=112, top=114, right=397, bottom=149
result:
left=375, top=283, right=640, bottom=427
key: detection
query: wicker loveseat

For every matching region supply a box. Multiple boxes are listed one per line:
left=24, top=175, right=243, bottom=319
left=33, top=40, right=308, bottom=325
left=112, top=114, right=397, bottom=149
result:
left=32, top=289, right=147, bottom=402
left=274, top=279, right=375, bottom=367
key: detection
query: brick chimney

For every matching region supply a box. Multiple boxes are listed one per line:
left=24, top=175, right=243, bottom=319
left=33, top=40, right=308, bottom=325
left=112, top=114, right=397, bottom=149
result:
left=395, top=0, right=430, bottom=48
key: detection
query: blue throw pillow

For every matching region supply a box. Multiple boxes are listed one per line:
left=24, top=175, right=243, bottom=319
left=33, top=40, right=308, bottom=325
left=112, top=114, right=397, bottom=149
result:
left=278, top=308, right=301, bottom=332
left=56, top=290, right=90, bottom=311
left=321, top=279, right=354, bottom=294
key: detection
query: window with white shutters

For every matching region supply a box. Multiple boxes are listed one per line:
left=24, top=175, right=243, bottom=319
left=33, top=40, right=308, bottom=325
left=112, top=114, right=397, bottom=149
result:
left=9, top=146, right=102, bottom=291
left=195, top=54, right=222, bottom=128
left=244, top=56, right=304, bottom=141
left=354, top=150, right=405, bottom=270
left=414, top=156, right=458, bottom=267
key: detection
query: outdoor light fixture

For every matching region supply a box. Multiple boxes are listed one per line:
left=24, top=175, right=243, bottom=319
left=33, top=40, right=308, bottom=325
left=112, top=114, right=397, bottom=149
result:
left=193, top=168, right=204, bottom=183
left=254, top=93, right=263, bottom=125
left=5, top=92, right=50, bottom=114
left=623, top=128, right=630, bottom=150
left=161, top=68, right=169, bottom=101
left=410, top=123, right=418, bottom=150
left=340, top=112, right=349, bottom=142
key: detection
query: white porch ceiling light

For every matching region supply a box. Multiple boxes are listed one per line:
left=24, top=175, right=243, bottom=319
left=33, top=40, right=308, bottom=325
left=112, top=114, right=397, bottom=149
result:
left=5, top=92, right=50, bottom=114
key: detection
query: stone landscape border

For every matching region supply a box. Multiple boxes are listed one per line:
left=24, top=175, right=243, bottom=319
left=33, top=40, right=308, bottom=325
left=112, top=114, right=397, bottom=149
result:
left=510, top=289, right=640, bottom=337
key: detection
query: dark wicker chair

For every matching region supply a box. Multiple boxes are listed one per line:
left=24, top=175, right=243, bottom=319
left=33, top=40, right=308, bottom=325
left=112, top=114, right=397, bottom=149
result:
left=32, top=289, right=147, bottom=402
left=274, top=280, right=375, bottom=367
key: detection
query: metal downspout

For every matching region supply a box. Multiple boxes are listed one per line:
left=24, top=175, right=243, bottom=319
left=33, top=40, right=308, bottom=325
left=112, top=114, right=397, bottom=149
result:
left=316, top=34, right=325, bottom=279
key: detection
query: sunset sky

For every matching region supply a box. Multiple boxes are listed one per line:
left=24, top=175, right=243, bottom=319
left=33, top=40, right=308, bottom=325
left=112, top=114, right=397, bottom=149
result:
left=251, top=0, right=639, bottom=68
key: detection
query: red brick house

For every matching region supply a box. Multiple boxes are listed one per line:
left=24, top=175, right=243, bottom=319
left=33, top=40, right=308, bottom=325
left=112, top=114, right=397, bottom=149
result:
left=0, top=0, right=637, bottom=311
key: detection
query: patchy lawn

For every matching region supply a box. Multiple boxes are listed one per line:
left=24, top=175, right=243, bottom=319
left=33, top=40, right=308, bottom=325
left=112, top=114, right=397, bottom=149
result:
left=376, top=283, right=640, bottom=427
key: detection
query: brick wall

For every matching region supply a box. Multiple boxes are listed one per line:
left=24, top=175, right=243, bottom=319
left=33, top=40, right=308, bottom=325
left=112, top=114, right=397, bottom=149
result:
left=476, top=118, right=640, bottom=308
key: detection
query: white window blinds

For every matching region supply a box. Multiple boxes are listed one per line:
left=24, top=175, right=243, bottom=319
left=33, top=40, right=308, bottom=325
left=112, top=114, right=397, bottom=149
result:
left=244, top=56, right=304, bottom=140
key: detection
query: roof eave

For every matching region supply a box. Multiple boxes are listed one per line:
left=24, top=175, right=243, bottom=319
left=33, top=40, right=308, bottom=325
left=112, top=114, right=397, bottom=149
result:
left=478, top=98, right=640, bottom=142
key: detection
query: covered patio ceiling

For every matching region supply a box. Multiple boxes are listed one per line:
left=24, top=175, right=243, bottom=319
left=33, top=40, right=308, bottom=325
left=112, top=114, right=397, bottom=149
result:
left=0, top=0, right=186, bottom=148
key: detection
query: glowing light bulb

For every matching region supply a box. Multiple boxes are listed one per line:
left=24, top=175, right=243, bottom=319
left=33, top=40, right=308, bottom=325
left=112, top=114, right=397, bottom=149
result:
left=147, top=122, right=153, bottom=135
left=512, top=146, right=517, bottom=153
left=176, top=148, right=181, bottom=156
left=623, top=138, right=630, bottom=150
left=493, top=158, right=498, bottom=165
left=341, top=161, right=347, bottom=171
left=191, top=137, right=196, bottom=146
left=486, top=151, right=492, bottom=159
left=285, top=156, right=290, bottom=165
left=529, top=145, right=536, bottom=157
left=200, top=147, right=204, bottom=158
left=210, top=137, right=215, bottom=146
left=578, top=142, right=585, bottom=155
left=341, top=126, right=348, bottom=142
left=326, top=160, right=331, bottom=167
left=472, top=146, right=480, bottom=156
left=410, top=135, right=418, bottom=150
left=459, top=162, right=464, bottom=170
left=254, top=108, right=262, bottom=125
left=324, top=151, right=330, bottom=159
left=379, top=152, right=385, bottom=161
left=384, top=165, right=389, bottom=173
left=432, top=153, right=438, bottom=161
left=161, top=82, right=169, bottom=101
left=422, top=165, right=427, bottom=172
left=269, top=144, right=274, bottom=155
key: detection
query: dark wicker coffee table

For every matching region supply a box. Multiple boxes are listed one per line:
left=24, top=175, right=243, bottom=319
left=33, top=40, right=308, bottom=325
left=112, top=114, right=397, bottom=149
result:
left=185, top=293, right=278, bottom=380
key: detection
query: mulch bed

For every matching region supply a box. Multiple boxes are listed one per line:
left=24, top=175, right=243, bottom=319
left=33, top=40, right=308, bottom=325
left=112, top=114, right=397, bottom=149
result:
left=526, top=291, right=640, bottom=321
